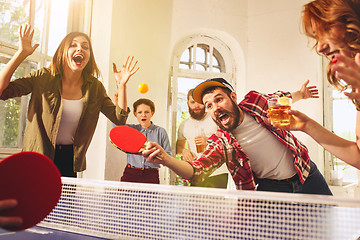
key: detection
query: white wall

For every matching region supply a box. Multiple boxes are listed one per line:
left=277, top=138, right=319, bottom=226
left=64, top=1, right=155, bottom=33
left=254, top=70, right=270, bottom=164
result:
left=247, top=0, right=324, bottom=171
left=80, top=0, right=114, bottom=180
left=171, top=0, right=248, bottom=96
left=85, top=0, right=325, bottom=181
left=85, top=0, right=173, bottom=181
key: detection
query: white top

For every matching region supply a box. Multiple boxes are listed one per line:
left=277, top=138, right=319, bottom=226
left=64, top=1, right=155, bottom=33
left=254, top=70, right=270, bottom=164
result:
left=177, top=113, right=228, bottom=176
left=56, top=98, right=83, bottom=145
left=177, top=113, right=217, bottom=155
left=232, top=113, right=296, bottom=180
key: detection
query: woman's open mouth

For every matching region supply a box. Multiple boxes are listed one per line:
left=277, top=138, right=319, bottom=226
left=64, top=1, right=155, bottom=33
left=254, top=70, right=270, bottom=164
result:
left=73, top=55, right=84, bottom=65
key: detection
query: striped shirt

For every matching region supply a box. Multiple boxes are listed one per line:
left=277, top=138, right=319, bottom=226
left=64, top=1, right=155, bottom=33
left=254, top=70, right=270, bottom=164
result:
left=186, top=90, right=311, bottom=190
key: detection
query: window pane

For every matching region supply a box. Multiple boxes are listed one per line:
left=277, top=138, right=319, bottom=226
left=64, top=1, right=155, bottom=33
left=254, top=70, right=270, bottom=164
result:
left=180, top=48, right=190, bottom=62
left=195, top=64, right=205, bottom=71
left=33, top=0, right=45, bottom=53
left=180, top=47, right=193, bottom=70
left=196, top=46, right=205, bottom=64
left=47, top=0, right=69, bottom=56
left=212, top=55, right=219, bottom=66
left=0, top=97, right=21, bottom=147
left=179, top=63, right=190, bottom=70
left=212, top=67, right=221, bottom=73
left=333, top=99, right=356, bottom=140
left=176, top=77, right=204, bottom=130
left=332, top=97, right=358, bottom=184
left=0, top=0, right=30, bottom=45
left=0, top=53, right=37, bottom=148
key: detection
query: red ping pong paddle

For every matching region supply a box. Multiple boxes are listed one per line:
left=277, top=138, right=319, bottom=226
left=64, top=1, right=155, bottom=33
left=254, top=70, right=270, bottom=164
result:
left=109, top=125, right=163, bottom=159
left=0, top=151, right=62, bottom=231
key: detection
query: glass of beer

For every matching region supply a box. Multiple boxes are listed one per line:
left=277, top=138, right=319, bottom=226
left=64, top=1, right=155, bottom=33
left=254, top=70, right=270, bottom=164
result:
left=268, top=96, right=292, bottom=126
left=195, top=128, right=206, bottom=153
left=195, top=141, right=206, bottom=153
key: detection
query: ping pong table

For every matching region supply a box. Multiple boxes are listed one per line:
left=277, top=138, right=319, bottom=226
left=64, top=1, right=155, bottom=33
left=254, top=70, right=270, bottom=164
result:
left=0, top=226, right=107, bottom=240
left=1, top=177, right=360, bottom=240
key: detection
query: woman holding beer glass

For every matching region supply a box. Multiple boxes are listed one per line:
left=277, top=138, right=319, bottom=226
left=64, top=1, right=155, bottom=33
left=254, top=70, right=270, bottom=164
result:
left=278, top=0, right=360, bottom=169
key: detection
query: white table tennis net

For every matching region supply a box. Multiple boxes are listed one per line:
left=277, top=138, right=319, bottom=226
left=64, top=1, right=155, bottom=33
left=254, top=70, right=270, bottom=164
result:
left=39, top=177, right=360, bottom=240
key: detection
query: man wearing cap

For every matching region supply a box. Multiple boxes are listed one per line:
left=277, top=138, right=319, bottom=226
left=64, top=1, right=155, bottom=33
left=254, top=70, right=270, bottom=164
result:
left=143, top=78, right=332, bottom=194
left=176, top=88, right=230, bottom=189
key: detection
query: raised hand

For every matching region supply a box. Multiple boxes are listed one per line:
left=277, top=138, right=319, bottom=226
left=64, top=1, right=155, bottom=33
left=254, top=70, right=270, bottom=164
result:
left=18, top=24, right=39, bottom=57
left=299, top=80, right=319, bottom=99
left=332, top=52, right=360, bottom=102
left=113, top=56, right=139, bottom=88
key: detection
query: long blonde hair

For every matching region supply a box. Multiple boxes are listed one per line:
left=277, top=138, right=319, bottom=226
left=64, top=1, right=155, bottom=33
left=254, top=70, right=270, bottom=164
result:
left=49, top=32, right=100, bottom=79
left=302, top=0, right=360, bottom=91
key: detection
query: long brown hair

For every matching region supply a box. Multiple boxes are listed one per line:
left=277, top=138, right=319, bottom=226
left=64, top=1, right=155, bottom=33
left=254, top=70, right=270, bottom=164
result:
left=49, top=32, right=100, bottom=79
left=302, top=0, right=360, bottom=91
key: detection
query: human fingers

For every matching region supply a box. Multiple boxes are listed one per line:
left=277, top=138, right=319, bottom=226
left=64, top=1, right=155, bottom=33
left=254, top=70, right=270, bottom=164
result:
left=344, top=91, right=360, bottom=102
left=0, top=199, right=18, bottom=211
left=309, top=88, right=319, bottom=98
left=332, top=54, right=360, bottom=88
left=280, top=109, right=307, bottom=130
left=29, top=29, right=39, bottom=52
left=124, top=56, right=139, bottom=74
left=142, top=142, right=159, bottom=157
left=287, top=109, right=304, bottom=117
left=123, top=56, right=131, bottom=69
left=288, top=109, right=309, bottom=125
left=19, top=24, right=30, bottom=39
left=0, top=216, right=23, bottom=228
left=29, top=27, right=35, bottom=39
left=127, top=56, right=134, bottom=68
left=32, top=43, right=39, bottom=52
left=143, top=148, right=162, bottom=163
left=112, top=63, right=118, bottom=73
left=355, top=53, right=360, bottom=66
left=18, top=24, right=23, bottom=38
left=194, top=139, right=202, bottom=145
left=302, top=79, right=310, bottom=87
left=183, top=152, right=193, bottom=161
left=334, top=65, right=360, bottom=89
left=130, top=60, right=139, bottom=74
left=24, top=24, right=32, bottom=37
left=307, top=85, right=317, bottom=90
left=131, top=66, right=140, bottom=75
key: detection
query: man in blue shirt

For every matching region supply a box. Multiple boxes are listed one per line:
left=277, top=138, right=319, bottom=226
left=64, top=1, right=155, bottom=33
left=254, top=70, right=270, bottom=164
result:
left=122, top=98, right=172, bottom=184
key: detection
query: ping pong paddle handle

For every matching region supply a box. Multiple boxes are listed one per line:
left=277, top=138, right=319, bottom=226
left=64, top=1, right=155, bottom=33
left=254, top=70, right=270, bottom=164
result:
left=140, top=142, right=164, bottom=160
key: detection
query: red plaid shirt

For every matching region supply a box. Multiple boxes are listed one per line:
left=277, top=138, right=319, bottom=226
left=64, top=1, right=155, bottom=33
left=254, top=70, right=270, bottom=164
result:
left=186, top=90, right=311, bottom=190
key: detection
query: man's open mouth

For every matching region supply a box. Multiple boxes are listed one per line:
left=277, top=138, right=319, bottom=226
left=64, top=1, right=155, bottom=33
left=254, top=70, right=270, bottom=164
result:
left=219, top=113, right=230, bottom=125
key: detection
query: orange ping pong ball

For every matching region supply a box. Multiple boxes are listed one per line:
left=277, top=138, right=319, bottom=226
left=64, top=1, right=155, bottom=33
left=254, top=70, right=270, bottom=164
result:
left=138, top=83, right=149, bottom=94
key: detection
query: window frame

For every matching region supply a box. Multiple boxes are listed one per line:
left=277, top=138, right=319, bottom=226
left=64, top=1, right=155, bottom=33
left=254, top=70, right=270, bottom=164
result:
left=322, top=57, right=359, bottom=185
left=168, top=34, right=236, bottom=154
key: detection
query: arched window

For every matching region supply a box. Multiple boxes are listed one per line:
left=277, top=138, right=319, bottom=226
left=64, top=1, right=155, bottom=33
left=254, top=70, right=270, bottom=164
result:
left=168, top=34, right=237, bottom=154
